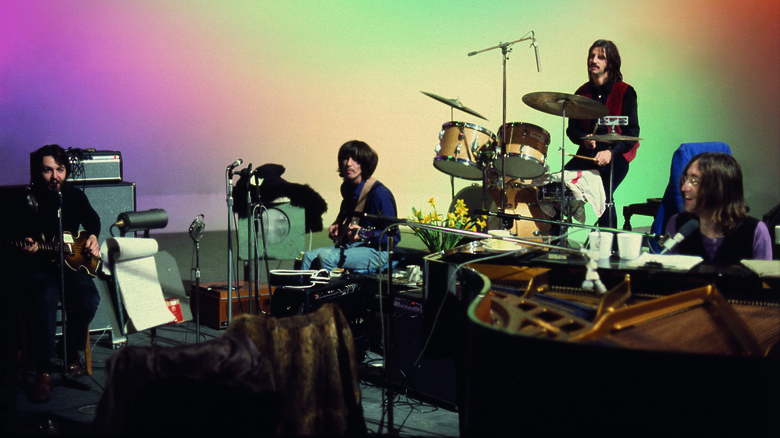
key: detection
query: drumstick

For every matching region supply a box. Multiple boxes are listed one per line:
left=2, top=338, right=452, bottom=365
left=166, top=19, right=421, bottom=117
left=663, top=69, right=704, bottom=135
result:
left=566, top=153, right=598, bottom=162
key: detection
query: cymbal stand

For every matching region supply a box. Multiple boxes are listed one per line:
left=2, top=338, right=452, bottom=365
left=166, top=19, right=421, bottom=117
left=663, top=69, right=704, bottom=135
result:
left=557, top=101, right=572, bottom=242
left=468, top=34, right=534, bottom=229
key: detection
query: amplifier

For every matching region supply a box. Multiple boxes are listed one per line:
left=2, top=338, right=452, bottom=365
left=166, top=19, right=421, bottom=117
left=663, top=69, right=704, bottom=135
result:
left=197, top=281, right=272, bottom=329
left=271, top=278, right=367, bottom=317
left=68, top=149, right=123, bottom=182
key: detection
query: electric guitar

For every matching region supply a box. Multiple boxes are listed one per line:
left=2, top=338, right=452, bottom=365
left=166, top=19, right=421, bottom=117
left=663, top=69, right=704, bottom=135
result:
left=334, top=214, right=376, bottom=248
left=6, top=231, right=102, bottom=277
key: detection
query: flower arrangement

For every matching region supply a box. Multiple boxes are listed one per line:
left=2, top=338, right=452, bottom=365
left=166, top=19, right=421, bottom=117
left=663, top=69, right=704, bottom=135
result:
left=409, top=198, right=486, bottom=253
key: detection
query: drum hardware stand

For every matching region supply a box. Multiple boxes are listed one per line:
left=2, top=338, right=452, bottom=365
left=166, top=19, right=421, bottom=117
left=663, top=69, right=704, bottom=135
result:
left=597, top=116, right=629, bottom=229
left=468, top=32, right=537, bottom=225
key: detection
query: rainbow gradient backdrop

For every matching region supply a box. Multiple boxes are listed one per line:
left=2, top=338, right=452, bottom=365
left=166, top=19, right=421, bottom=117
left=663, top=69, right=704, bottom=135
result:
left=2, top=0, right=778, bottom=234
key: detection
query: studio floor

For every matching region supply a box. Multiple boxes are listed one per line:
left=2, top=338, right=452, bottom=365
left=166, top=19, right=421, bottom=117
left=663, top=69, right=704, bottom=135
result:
left=8, top=320, right=461, bottom=437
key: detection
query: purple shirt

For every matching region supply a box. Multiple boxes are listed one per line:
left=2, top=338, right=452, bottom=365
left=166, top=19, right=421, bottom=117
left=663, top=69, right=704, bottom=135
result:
left=665, top=214, right=773, bottom=262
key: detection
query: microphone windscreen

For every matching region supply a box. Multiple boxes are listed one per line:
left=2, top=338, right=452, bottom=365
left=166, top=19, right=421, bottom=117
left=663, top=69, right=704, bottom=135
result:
left=678, top=219, right=700, bottom=237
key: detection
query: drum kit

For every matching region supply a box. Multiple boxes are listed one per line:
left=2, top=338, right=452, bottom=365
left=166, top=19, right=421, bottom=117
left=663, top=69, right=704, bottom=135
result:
left=427, top=89, right=640, bottom=242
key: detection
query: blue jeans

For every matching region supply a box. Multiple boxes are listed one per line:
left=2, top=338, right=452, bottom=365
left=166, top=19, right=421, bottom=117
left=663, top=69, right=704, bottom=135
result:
left=300, top=242, right=389, bottom=272
left=26, top=266, right=100, bottom=371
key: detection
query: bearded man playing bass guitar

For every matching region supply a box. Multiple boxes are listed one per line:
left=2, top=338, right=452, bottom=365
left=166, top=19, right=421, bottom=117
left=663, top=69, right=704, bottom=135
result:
left=16, top=144, right=102, bottom=403
left=300, top=140, right=400, bottom=272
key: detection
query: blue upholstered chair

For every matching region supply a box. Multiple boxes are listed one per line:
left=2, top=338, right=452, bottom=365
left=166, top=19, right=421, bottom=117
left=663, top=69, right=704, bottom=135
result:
left=648, top=142, right=732, bottom=251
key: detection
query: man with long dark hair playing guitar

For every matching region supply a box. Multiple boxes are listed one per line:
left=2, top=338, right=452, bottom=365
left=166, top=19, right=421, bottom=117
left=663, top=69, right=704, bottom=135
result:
left=300, top=140, right=400, bottom=272
left=15, top=144, right=102, bottom=403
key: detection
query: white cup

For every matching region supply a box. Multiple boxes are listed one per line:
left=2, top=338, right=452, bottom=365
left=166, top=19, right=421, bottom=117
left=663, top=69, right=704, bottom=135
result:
left=617, top=233, right=643, bottom=260
left=589, top=231, right=614, bottom=259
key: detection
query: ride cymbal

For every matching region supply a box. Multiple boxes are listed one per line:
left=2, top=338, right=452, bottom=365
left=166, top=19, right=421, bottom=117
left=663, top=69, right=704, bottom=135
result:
left=421, top=91, right=488, bottom=121
left=522, top=92, right=608, bottom=119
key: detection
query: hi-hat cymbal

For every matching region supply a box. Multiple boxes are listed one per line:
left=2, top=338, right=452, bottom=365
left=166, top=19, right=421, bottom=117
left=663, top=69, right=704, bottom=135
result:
left=584, top=133, right=643, bottom=142
left=421, top=91, right=488, bottom=121
left=522, top=91, right=608, bottom=119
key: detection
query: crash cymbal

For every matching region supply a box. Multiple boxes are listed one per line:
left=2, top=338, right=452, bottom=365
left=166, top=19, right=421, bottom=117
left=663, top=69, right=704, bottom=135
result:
left=584, top=133, right=643, bottom=142
left=421, top=91, right=488, bottom=121
left=522, top=92, right=608, bottom=119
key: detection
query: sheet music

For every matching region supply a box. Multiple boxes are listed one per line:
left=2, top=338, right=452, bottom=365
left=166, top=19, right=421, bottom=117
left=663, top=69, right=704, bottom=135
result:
left=741, top=259, right=780, bottom=278
left=102, top=237, right=175, bottom=331
left=626, top=253, right=703, bottom=271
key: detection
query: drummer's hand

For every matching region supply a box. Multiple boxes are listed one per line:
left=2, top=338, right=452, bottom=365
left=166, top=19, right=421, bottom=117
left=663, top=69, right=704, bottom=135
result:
left=583, top=134, right=597, bottom=150
left=595, top=150, right=612, bottom=167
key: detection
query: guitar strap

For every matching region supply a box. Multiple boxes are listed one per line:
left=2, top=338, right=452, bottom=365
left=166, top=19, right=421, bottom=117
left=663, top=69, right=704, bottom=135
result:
left=337, top=178, right=376, bottom=248
left=354, top=177, right=377, bottom=219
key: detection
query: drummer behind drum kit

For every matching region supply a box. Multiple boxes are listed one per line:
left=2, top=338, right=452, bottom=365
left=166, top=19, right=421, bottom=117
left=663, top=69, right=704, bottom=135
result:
left=425, top=89, right=641, bottom=243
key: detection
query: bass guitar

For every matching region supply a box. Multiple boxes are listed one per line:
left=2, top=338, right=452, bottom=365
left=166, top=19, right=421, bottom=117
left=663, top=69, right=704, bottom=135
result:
left=6, top=231, right=101, bottom=277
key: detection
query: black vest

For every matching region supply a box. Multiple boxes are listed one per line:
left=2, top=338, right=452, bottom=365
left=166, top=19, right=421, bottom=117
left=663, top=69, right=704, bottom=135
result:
left=676, top=214, right=759, bottom=265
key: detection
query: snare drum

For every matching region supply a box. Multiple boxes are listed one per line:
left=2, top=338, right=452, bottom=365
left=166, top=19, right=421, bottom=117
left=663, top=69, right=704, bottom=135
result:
left=452, top=184, right=553, bottom=240
left=434, top=121, right=496, bottom=180
left=485, top=165, right=551, bottom=189
left=493, top=122, right=551, bottom=179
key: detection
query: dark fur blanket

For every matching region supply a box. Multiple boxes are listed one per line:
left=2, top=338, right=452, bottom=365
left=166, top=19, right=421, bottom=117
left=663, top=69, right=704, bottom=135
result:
left=92, top=332, right=280, bottom=436
left=226, top=303, right=366, bottom=437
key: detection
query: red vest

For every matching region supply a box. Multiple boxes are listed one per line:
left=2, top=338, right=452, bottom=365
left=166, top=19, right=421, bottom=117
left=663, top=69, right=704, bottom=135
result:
left=576, top=81, right=640, bottom=162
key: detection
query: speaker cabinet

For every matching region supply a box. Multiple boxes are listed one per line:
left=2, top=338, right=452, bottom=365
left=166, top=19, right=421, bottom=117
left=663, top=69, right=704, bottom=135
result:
left=76, top=181, right=136, bottom=334
left=386, top=308, right=458, bottom=409
left=77, top=181, right=136, bottom=244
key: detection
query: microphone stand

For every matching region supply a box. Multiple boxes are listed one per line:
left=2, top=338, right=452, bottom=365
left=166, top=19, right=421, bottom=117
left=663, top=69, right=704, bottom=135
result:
left=226, top=166, right=238, bottom=326
left=189, top=218, right=203, bottom=343
left=244, top=165, right=254, bottom=315
left=382, top=234, right=396, bottom=435
left=468, top=33, right=535, bottom=227
left=56, top=191, right=89, bottom=390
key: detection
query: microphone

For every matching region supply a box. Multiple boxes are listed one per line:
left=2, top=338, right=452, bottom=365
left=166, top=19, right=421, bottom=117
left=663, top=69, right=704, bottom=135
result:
left=226, top=159, right=243, bottom=172
left=236, top=163, right=253, bottom=178
left=660, top=219, right=699, bottom=254
left=532, top=32, right=541, bottom=73
left=188, top=214, right=205, bottom=242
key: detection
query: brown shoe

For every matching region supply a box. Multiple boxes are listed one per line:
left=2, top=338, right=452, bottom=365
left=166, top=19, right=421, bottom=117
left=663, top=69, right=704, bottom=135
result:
left=66, top=360, right=86, bottom=377
left=30, top=373, right=52, bottom=403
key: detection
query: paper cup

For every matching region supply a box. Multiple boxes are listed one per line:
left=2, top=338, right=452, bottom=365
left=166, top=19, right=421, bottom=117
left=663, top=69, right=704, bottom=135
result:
left=589, top=231, right=613, bottom=259
left=617, top=233, right=643, bottom=260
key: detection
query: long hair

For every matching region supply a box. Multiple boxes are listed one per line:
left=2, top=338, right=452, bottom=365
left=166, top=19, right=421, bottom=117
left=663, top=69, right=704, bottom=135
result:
left=679, top=152, right=747, bottom=234
left=30, top=144, right=71, bottom=186
left=589, top=39, right=623, bottom=84
left=336, top=140, right=378, bottom=180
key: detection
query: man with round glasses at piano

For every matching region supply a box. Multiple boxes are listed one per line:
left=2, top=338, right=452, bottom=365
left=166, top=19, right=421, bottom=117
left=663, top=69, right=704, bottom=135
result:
left=665, top=152, right=772, bottom=263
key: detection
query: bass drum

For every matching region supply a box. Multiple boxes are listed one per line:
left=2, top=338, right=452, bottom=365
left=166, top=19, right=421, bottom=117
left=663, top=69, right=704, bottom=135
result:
left=451, top=185, right=553, bottom=240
